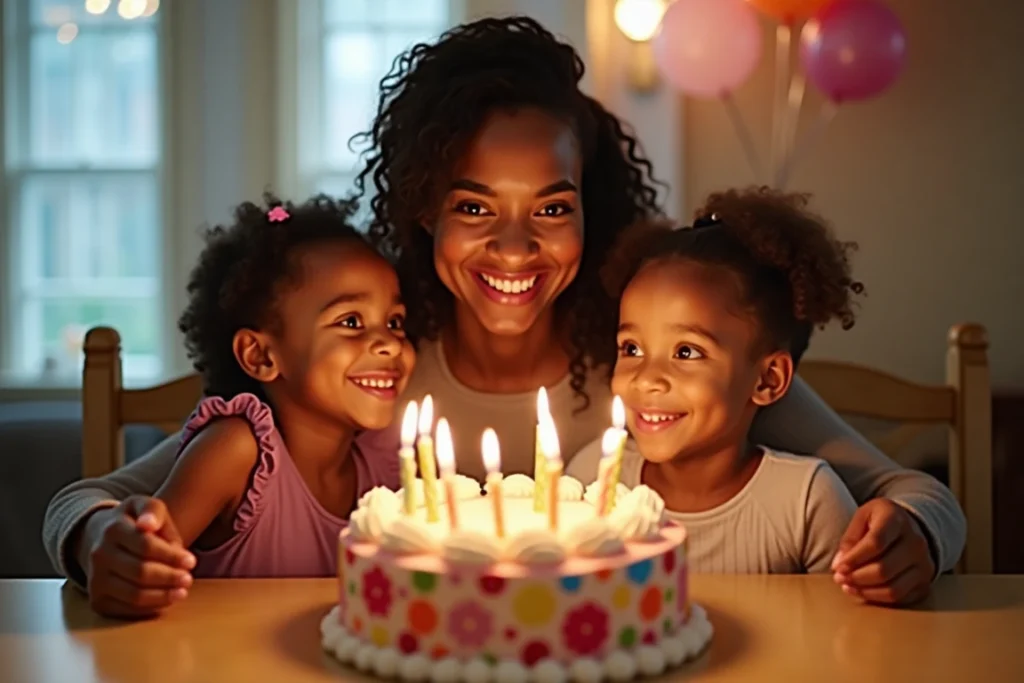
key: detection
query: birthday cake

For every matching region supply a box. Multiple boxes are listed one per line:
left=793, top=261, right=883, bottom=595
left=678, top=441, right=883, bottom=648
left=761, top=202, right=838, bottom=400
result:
left=320, top=473, right=712, bottom=682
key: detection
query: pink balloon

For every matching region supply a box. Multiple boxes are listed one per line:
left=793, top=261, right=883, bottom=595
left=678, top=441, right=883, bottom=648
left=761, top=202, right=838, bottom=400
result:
left=652, top=0, right=762, bottom=98
left=800, top=0, right=907, bottom=103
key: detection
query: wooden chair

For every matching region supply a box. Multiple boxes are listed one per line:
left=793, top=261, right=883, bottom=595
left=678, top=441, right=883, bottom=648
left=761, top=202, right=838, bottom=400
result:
left=798, top=323, right=992, bottom=574
left=81, top=327, right=202, bottom=480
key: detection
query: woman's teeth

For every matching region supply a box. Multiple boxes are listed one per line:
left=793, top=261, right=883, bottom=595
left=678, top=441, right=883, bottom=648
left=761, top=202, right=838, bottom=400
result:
left=479, top=273, right=538, bottom=294
left=353, top=378, right=395, bottom=388
left=640, top=412, right=682, bottom=423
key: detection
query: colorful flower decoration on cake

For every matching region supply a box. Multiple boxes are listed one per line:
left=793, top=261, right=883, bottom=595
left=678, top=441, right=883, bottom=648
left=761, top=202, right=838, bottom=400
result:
left=408, top=599, right=438, bottom=635
left=562, top=602, right=610, bottom=656
left=361, top=565, right=393, bottom=616
left=521, top=640, right=552, bottom=666
left=663, top=548, right=676, bottom=573
left=479, top=575, right=506, bottom=596
left=626, top=558, right=654, bottom=585
left=398, top=631, right=419, bottom=654
left=411, top=571, right=437, bottom=594
left=512, top=584, right=557, bottom=626
left=559, top=575, right=583, bottom=593
left=612, top=584, right=631, bottom=610
left=640, top=586, right=663, bottom=622
left=619, top=626, right=637, bottom=647
left=677, top=565, right=688, bottom=613
left=447, top=600, right=494, bottom=649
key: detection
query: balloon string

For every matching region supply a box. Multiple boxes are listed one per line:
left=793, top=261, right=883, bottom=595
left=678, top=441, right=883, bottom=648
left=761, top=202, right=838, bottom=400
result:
left=778, top=100, right=839, bottom=189
left=770, top=23, right=792, bottom=183
left=722, top=92, right=764, bottom=182
left=775, top=69, right=807, bottom=187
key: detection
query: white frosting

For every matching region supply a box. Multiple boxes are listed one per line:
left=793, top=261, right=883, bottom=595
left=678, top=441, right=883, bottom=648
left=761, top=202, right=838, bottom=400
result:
left=607, top=485, right=666, bottom=542
left=563, top=517, right=626, bottom=557
left=322, top=604, right=713, bottom=682
left=399, top=654, right=432, bottom=682
left=582, top=481, right=631, bottom=509
left=350, top=486, right=402, bottom=542
left=556, top=476, right=585, bottom=501
left=462, top=658, right=493, bottom=683
left=399, top=475, right=483, bottom=508
left=374, top=647, right=401, bottom=678
left=380, top=516, right=441, bottom=554
left=485, top=473, right=534, bottom=497
left=442, top=529, right=503, bottom=565
left=534, top=660, right=568, bottom=683
left=494, top=661, right=529, bottom=683
left=635, top=646, right=666, bottom=677
left=503, top=528, right=567, bottom=565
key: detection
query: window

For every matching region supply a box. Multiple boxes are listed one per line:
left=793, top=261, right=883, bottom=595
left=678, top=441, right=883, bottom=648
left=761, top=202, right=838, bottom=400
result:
left=1, top=0, right=163, bottom=385
left=293, top=0, right=454, bottom=209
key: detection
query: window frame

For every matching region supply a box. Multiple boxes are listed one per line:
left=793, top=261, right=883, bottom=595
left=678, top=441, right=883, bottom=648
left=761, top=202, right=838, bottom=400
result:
left=0, top=0, right=171, bottom=389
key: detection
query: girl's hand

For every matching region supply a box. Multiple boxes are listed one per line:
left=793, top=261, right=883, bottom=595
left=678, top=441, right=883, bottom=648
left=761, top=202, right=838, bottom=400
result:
left=831, top=498, right=935, bottom=605
left=79, top=496, right=196, bottom=619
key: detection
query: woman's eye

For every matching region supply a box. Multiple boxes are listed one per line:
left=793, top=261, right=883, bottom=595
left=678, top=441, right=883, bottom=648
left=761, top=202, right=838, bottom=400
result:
left=337, top=315, right=362, bottom=329
left=675, top=345, right=704, bottom=360
left=538, top=202, right=573, bottom=217
left=619, top=341, right=641, bottom=357
left=454, top=201, right=491, bottom=217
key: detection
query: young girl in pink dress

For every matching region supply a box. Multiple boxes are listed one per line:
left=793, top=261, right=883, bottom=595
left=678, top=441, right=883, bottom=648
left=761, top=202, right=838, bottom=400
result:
left=156, top=194, right=414, bottom=577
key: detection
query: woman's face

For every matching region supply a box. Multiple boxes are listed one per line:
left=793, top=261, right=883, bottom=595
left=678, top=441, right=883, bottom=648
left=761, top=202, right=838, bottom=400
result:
left=431, top=108, right=584, bottom=337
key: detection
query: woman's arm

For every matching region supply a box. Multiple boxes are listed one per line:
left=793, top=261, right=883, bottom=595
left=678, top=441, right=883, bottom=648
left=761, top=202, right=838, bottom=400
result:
left=802, top=463, right=858, bottom=573
left=154, top=418, right=259, bottom=549
left=751, top=376, right=966, bottom=574
left=44, top=432, right=182, bottom=581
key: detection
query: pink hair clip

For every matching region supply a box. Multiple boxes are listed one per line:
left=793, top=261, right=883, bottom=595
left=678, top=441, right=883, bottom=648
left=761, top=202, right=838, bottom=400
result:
left=267, top=206, right=290, bottom=223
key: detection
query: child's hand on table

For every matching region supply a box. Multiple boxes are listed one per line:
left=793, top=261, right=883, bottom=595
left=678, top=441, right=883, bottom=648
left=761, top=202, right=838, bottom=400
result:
left=832, top=498, right=935, bottom=606
left=78, top=496, right=196, bottom=619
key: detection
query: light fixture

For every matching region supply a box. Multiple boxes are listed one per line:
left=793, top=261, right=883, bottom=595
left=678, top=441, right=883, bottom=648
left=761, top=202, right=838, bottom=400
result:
left=56, top=22, right=78, bottom=44
left=613, top=0, right=667, bottom=93
left=85, top=0, right=111, bottom=15
left=142, top=0, right=159, bottom=17
left=117, top=0, right=146, bottom=20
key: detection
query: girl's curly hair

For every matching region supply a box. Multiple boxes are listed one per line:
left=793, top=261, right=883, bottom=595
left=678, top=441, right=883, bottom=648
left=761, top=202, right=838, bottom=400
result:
left=602, top=187, right=864, bottom=365
left=177, top=193, right=365, bottom=400
left=352, top=15, right=663, bottom=409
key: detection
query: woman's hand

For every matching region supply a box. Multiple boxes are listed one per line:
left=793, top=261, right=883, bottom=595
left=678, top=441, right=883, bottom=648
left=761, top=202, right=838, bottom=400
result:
left=832, top=498, right=935, bottom=605
left=77, top=496, right=196, bottom=619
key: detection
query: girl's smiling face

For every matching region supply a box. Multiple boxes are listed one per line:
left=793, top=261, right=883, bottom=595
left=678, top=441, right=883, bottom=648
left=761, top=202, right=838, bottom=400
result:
left=431, top=107, right=584, bottom=337
left=611, top=258, right=791, bottom=463
left=239, top=241, right=416, bottom=431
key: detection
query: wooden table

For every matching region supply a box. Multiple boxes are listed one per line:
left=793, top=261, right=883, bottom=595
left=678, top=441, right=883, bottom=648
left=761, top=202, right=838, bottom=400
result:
left=1, top=575, right=1022, bottom=682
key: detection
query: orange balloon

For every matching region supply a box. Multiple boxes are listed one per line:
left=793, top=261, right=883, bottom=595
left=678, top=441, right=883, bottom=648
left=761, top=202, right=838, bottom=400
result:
left=748, top=0, right=832, bottom=23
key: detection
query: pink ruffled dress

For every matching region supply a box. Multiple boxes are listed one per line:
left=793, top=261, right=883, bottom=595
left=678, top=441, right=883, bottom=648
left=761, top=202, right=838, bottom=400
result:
left=176, top=393, right=400, bottom=578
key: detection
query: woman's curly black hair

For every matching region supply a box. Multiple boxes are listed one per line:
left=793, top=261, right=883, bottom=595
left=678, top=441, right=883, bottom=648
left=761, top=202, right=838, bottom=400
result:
left=602, top=187, right=865, bottom=366
left=352, top=15, right=663, bottom=409
left=177, top=193, right=366, bottom=400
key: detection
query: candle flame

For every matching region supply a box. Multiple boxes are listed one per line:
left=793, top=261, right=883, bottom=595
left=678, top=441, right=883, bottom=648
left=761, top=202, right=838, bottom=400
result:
left=539, top=415, right=561, bottom=462
left=482, top=428, right=501, bottom=474
left=418, top=394, right=434, bottom=435
left=435, top=417, right=455, bottom=475
left=537, top=387, right=549, bottom=422
left=601, top=427, right=620, bottom=458
left=612, top=395, right=625, bottom=430
left=401, top=401, right=418, bottom=447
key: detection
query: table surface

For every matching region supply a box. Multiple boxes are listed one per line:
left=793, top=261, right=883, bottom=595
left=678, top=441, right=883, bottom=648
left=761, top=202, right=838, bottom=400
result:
left=1, top=575, right=1022, bottom=683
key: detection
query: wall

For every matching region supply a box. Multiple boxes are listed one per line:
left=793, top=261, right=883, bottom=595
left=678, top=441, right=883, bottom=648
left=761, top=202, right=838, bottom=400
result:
left=682, top=0, right=1024, bottom=388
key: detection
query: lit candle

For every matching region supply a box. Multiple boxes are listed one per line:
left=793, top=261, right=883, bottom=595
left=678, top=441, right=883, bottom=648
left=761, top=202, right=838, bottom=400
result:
left=606, top=396, right=628, bottom=510
left=533, top=387, right=550, bottom=512
left=435, top=417, right=459, bottom=531
left=417, top=395, right=440, bottom=522
left=399, top=401, right=418, bottom=515
left=596, top=428, right=620, bottom=517
left=482, top=428, right=505, bottom=538
left=539, top=416, right=562, bottom=531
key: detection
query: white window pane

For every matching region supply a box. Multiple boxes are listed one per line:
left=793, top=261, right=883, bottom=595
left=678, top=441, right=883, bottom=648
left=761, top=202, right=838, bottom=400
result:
left=322, top=31, right=380, bottom=170
left=316, top=173, right=374, bottom=230
left=30, top=0, right=159, bottom=27
left=381, top=0, right=448, bottom=27
left=19, top=174, right=159, bottom=286
left=323, top=0, right=372, bottom=26
left=29, top=29, right=158, bottom=167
